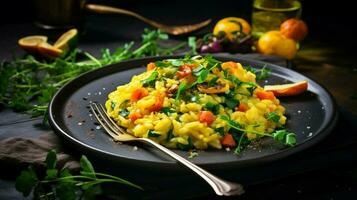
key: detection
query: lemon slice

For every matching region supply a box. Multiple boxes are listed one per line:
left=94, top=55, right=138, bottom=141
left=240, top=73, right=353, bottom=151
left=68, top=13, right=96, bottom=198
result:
left=54, top=28, right=78, bottom=54
left=38, top=43, right=63, bottom=59
left=18, top=35, right=48, bottom=54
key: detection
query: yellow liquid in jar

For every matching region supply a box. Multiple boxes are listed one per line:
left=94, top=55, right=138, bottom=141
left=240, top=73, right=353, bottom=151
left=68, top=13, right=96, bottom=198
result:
left=252, top=0, right=302, bottom=37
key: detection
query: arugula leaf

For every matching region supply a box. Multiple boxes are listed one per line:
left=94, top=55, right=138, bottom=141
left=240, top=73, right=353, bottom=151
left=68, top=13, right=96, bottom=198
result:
left=169, top=59, right=185, bottom=67
left=266, top=112, right=280, bottom=123
left=196, top=69, right=209, bottom=83
left=166, top=129, right=174, bottom=142
left=148, top=130, right=161, bottom=137
left=286, top=133, right=297, bottom=146
left=142, top=70, right=158, bottom=87
left=192, top=65, right=204, bottom=75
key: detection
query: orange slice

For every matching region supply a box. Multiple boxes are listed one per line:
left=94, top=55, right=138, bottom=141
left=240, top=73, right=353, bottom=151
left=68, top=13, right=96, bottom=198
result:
left=264, top=80, right=308, bottom=96
left=54, top=28, right=78, bottom=55
left=37, top=43, right=63, bottom=59
left=18, top=35, right=48, bottom=54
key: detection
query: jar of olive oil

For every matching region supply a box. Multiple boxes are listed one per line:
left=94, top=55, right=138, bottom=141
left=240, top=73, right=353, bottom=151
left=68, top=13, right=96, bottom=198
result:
left=252, top=0, right=302, bottom=37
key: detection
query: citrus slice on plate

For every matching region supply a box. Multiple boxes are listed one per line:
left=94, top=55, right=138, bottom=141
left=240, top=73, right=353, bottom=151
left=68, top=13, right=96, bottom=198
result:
left=18, top=35, right=48, bottom=54
left=54, top=28, right=78, bottom=54
left=38, top=43, right=63, bottom=59
left=264, top=80, right=308, bottom=96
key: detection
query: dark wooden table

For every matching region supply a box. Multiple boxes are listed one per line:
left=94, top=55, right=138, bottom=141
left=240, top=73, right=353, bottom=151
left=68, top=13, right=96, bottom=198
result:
left=1, top=1, right=357, bottom=199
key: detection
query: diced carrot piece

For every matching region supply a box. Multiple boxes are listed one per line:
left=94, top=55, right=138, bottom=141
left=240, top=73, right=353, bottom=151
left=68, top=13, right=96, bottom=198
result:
left=148, top=93, right=165, bottom=112
left=221, top=133, right=236, bottom=147
left=131, top=88, right=149, bottom=102
left=198, top=111, right=215, bottom=125
left=147, top=62, right=156, bottom=71
left=256, top=90, right=275, bottom=100
left=221, top=61, right=238, bottom=74
left=237, top=103, right=249, bottom=112
left=129, top=111, right=142, bottom=122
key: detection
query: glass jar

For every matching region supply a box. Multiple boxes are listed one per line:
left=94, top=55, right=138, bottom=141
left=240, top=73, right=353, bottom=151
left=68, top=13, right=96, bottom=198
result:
left=251, top=0, right=302, bottom=37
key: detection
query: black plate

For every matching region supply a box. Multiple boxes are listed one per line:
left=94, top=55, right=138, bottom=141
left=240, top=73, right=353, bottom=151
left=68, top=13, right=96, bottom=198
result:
left=49, top=55, right=338, bottom=171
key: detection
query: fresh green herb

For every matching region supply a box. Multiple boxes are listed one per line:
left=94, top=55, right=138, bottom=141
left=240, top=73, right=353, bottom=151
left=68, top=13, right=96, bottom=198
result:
left=234, top=133, right=249, bottom=155
left=154, top=61, right=171, bottom=68
left=192, top=65, right=204, bottom=75
left=205, top=102, right=220, bottom=115
left=148, top=130, right=161, bottom=137
left=196, top=69, right=209, bottom=84
left=256, top=65, right=271, bottom=80
left=119, top=109, right=130, bottom=118
left=175, top=81, right=187, bottom=101
left=142, top=70, right=158, bottom=87
left=166, top=129, right=174, bottom=142
left=214, top=127, right=225, bottom=136
left=241, top=82, right=257, bottom=95
left=15, top=150, right=142, bottom=199
left=160, top=107, right=175, bottom=115
left=225, top=98, right=240, bottom=110
left=208, top=76, right=219, bottom=87
left=266, top=112, right=280, bottom=123
left=0, top=29, right=186, bottom=118
left=227, top=74, right=241, bottom=86
left=204, top=55, right=222, bottom=70
left=170, top=59, right=185, bottom=67
left=188, top=36, right=197, bottom=55
left=272, top=129, right=297, bottom=146
left=245, top=65, right=271, bottom=80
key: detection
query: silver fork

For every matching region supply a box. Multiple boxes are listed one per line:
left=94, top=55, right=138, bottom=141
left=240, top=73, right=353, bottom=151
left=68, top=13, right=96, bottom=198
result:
left=89, top=103, right=244, bottom=196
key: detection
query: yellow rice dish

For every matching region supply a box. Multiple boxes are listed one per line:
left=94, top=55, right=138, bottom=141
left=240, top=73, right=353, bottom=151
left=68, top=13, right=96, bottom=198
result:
left=105, top=56, right=291, bottom=151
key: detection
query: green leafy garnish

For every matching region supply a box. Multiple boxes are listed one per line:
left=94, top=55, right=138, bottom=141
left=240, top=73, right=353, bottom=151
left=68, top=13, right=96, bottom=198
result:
left=160, top=107, right=175, bottom=115
left=166, top=129, right=174, bottom=142
left=175, top=81, right=187, bottom=101
left=266, top=112, right=280, bottom=123
left=15, top=150, right=142, bottom=199
left=272, top=129, right=297, bottom=146
left=142, top=70, right=158, bottom=87
left=148, top=130, right=161, bottom=137
left=205, top=102, right=220, bottom=115
left=119, top=109, right=130, bottom=118
left=214, top=127, right=225, bottom=136
left=208, top=76, right=219, bottom=87
left=225, top=98, right=239, bottom=110
left=256, top=65, right=271, bottom=80
left=177, top=137, right=193, bottom=150
left=111, top=101, right=116, bottom=110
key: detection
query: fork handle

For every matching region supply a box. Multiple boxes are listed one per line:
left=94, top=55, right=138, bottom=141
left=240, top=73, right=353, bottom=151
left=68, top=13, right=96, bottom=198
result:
left=85, top=4, right=162, bottom=29
left=141, top=138, right=244, bottom=196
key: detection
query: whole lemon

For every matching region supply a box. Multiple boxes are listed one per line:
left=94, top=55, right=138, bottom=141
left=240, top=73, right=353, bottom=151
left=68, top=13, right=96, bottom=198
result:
left=213, top=17, right=251, bottom=41
left=257, top=31, right=297, bottom=59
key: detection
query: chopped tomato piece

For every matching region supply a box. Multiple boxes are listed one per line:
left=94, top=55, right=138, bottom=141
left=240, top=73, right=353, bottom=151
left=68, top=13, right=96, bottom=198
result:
left=176, top=64, right=193, bottom=79
left=256, top=90, right=275, bottom=100
left=147, top=62, right=156, bottom=71
left=221, top=133, right=236, bottom=147
left=129, top=111, right=142, bottom=122
left=131, top=88, right=149, bottom=102
left=199, top=111, right=215, bottom=125
left=148, top=93, right=165, bottom=112
left=237, top=103, right=249, bottom=112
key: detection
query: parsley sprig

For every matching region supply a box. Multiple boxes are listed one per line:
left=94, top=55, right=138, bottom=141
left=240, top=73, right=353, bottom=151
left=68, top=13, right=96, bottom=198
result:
left=16, top=150, right=142, bottom=200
